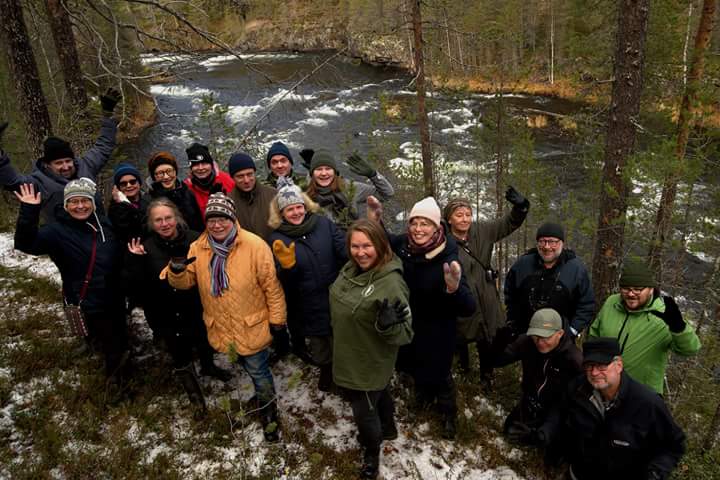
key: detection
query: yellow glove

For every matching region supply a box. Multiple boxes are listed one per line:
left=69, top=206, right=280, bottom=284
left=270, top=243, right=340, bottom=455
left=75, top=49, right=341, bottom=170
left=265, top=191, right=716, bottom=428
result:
left=272, top=240, right=296, bottom=269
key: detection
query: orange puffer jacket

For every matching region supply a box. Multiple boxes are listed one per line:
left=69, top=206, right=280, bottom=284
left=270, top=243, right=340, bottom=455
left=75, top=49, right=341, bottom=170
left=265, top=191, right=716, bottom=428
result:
left=163, top=226, right=286, bottom=356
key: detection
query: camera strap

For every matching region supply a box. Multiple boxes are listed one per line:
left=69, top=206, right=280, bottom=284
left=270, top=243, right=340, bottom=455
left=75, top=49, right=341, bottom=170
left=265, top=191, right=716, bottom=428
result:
left=459, top=242, right=493, bottom=272
left=63, top=229, right=98, bottom=306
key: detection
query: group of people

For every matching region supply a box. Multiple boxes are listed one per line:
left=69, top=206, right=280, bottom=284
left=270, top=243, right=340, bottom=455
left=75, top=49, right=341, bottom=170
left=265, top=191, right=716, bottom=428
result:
left=0, top=94, right=701, bottom=480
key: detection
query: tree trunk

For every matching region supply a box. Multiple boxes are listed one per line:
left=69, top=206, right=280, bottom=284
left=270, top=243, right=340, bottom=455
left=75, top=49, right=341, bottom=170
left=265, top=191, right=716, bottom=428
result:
left=45, top=0, right=88, bottom=115
left=648, top=0, right=717, bottom=276
left=591, top=0, right=649, bottom=307
left=0, top=0, right=53, bottom=157
left=549, top=0, right=555, bottom=84
left=409, top=0, right=434, bottom=197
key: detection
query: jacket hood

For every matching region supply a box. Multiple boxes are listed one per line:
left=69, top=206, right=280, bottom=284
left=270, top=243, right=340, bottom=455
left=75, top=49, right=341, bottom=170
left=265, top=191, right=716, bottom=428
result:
left=339, top=255, right=403, bottom=286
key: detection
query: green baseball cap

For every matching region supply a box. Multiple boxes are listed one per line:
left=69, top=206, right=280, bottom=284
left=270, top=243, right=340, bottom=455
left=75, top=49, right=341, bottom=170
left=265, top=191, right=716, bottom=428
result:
left=527, top=308, right=563, bottom=338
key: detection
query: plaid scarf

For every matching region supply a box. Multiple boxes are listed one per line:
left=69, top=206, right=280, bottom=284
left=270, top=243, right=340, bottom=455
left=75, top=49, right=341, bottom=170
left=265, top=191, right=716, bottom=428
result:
left=208, top=224, right=237, bottom=297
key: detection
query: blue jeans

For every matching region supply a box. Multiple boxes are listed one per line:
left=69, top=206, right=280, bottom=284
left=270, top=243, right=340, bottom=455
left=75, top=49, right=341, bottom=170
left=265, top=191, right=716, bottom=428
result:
left=238, top=348, right=276, bottom=406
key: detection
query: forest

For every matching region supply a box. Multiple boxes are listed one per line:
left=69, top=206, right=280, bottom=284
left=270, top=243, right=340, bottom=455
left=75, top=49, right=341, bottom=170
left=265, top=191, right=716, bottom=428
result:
left=0, top=0, right=719, bottom=478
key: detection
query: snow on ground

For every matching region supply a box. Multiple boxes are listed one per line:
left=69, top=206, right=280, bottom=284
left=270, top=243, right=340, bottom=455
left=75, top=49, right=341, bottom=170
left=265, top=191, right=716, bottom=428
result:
left=0, top=234, right=526, bottom=479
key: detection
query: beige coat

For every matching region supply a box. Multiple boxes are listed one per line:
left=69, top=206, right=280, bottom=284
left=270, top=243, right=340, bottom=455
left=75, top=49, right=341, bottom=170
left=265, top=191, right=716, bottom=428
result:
left=163, top=226, right=286, bottom=356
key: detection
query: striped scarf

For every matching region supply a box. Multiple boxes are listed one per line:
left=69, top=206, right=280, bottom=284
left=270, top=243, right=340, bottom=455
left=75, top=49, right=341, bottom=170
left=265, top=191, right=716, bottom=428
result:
left=208, top=224, right=237, bottom=297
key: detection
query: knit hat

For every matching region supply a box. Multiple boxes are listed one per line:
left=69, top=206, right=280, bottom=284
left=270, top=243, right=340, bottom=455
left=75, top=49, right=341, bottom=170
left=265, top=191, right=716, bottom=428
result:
left=443, top=198, right=472, bottom=222
left=42, top=137, right=74, bottom=163
left=619, top=257, right=656, bottom=287
left=228, top=152, right=256, bottom=176
left=536, top=222, right=565, bottom=241
left=527, top=308, right=563, bottom=338
left=186, top=143, right=213, bottom=164
left=63, top=177, right=96, bottom=209
left=113, top=163, right=142, bottom=186
left=148, top=151, right=178, bottom=176
left=266, top=141, right=294, bottom=167
left=276, top=176, right=305, bottom=211
left=583, top=337, right=621, bottom=365
left=309, top=150, right=337, bottom=173
left=205, top=193, right=236, bottom=221
left=409, top=197, right=441, bottom=228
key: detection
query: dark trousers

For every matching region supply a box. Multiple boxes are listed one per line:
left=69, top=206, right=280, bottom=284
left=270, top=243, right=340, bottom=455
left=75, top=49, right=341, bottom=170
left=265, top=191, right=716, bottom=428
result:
left=147, top=310, right=215, bottom=369
left=307, top=335, right=332, bottom=366
left=84, top=310, right=129, bottom=377
left=457, top=339, right=495, bottom=377
left=347, top=387, right=395, bottom=455
left=415, top=374, right=457, bottom=416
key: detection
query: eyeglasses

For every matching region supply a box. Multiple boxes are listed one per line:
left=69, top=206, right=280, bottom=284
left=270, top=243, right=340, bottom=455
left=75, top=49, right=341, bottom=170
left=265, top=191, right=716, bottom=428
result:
left=154, top=168, right=175, bottom=178
left=207, top=217, right=232, bottom=226
left=584, top=360, right=615, bottom=372
left=118, top=179, right=139, bottom=188
left=620, top=287, right=647, bottom=295
left=537, top=239, right=561, bottom=247
left=66, top=197, right=92, bottom=206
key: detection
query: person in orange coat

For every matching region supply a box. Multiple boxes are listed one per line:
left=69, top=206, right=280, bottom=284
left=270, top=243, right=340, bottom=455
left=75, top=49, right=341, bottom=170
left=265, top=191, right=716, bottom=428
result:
left=164, top=192, right=287, bottom=441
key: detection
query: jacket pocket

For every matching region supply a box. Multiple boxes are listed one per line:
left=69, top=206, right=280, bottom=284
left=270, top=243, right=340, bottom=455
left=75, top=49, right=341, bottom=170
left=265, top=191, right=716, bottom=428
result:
left=240, top=310, right=270, bottom=352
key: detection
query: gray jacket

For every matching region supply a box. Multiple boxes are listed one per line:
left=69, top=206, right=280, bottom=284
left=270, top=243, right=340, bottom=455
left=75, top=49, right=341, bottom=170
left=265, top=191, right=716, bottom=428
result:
left=0, top=117, right=118, bottom=223
left=317, top=172, right=394, bottom=226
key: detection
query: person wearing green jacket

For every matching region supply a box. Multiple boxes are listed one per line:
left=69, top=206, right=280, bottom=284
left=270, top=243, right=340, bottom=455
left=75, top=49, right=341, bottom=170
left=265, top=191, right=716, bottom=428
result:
left=330, top=219, right=413, bottom=480
left=588, top=257, right=700, bottom=395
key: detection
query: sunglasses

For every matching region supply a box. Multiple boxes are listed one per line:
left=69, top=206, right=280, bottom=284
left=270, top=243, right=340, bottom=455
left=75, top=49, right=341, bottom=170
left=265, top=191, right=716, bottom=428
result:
left=118, top=179, right=139, bottom=188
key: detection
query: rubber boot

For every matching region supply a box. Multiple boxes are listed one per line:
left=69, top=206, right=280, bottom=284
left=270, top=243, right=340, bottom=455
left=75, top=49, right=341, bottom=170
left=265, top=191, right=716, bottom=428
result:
left=200, top=356, right=233, bottom=382
left=318, top=363, right=333, bottom=392
left=175, top=363, right=207, bottom=417
left=360, top=449, right=380, bottom=479
left=260, top=400, right=280, bottom=443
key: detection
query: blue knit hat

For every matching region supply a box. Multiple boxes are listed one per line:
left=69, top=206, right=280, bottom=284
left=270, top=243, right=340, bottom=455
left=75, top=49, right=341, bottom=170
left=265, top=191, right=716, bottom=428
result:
left=266, top=141, right=293, bottom=167
left=113, top=163, right=142, bottom=186
left=228, top=152, right=256, bottom=176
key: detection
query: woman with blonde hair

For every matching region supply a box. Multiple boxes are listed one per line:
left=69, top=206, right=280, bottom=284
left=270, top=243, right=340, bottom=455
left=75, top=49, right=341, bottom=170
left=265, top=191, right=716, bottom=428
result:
left=330, top=218, right=413, bottom=479
left=268, top=176, right=347, bottom=391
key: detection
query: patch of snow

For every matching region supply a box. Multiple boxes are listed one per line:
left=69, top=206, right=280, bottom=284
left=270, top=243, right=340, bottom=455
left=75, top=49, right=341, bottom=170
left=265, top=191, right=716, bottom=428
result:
left=0, top=233, right=60, bottom=284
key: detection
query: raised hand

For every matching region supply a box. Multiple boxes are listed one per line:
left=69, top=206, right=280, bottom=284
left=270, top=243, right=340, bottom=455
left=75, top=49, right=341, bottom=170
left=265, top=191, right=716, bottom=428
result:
left=299, top=148, right=314, bottom=171
left=127, top=238, right=147, bottom=255
left=346, top=152, right=376, bottom=178
left=443, top=260, right=462, bottom=293
left=13, top=183, right=41, bottom=205
left=505, top=185, right=528, bottom=208
left=272, top=240, right=297, bottom=269
left=112, top=185, right=129, bottom=204
left=651, top=295, right=685, bottom=333
left=366, top=195, right=383, bottom=222
left=100, top=87, right=122, bottom=114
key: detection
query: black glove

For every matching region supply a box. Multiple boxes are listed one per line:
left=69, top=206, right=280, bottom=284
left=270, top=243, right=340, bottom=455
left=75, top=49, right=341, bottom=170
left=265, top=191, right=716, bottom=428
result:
left=169, top=256, right=196, bottom=273
left=376, top=298, right=410, bottom=331
left=506, top=421, right=542, bottom=445
left=299, top=148, right=314, bottom=171
left=493, top=325, right=518, bottom=352
left=505, top=185, right=529, bottom=209
left=100, top=87, right=121, bottom=114
left=650, top=295, right=685, bottom=333
left=270, top=325, right=290, bottom=362
left=347, top=152, right=376, bottom=178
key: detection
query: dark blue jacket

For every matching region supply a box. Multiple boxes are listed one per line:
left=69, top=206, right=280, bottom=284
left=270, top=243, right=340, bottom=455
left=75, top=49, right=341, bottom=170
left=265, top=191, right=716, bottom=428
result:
left=268, top=214, right=347, bottom=337
left=14, top=202, right=124, bottom=314
left=146, top=180, right=204, bottom=233
left=504, top=248, right=595, bottom=335
left=391, top=231, right=476, bottom=383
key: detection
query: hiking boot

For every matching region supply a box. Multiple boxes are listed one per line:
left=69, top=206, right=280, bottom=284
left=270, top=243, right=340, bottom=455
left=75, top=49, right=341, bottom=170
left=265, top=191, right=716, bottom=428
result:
left=200, top=362, right=233, bottom=382
left=381, top=420, right=398, bottom=440
left=318, top=364, right=333, bottom=392
left=360, top=449, right=380, bottom=479
left=260, top=400, right=280, bottom=443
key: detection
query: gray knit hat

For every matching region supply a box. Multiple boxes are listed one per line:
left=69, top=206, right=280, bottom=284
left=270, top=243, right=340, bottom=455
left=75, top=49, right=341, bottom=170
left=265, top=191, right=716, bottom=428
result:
left=63, top=178, right=96, bottom=209
left=205, top=193, right=236, bottom=221
left=276, top=176, right=305, bottom=211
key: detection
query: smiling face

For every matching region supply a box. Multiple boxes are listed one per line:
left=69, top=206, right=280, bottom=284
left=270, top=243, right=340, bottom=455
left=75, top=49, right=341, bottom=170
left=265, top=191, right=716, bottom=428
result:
left=47, top=158, right=76, bottom=179
left=531, top=329, right=565, bottom=354
left=65, top=196, right=94, bottom=221
left=312, top=166, right=336, bottom=188
left=153, top=165, right=177, bottom=189
left=408, top=216, right=438, bottom=247
left=233, top=168, right=257, bottom=192
left=537, top=237, right=563, bottom=267
left=620, top=286, right=654, bottom=311
left=190, top=160, right=213, bottom=180
left=350, top=230, right=378, bottom=271
left=118, top=174, right=140, bottom=201
left=282, top=203, right=306, bottom=225
left=149, top=205, right=178, bottom=239
left=448, top=206, right=472, bottom=239
left=585, top=357, right=623, bottom=399
left=269, top=155, right=292, bottom=177
left=207, top=216, right=233, bottom=242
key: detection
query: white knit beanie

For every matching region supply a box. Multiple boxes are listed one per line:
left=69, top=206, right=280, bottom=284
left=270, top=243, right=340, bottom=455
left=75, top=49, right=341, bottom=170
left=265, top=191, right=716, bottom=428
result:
left=63, top=177, right=97, bottom=210
left=409, top=196, right=441, bottom=227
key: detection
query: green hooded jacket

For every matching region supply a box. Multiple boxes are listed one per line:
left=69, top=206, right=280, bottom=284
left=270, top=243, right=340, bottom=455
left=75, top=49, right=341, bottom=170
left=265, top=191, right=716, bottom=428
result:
left=589, top=293, right=700, bottom=394
left=330, top=256, right=413, bottom=391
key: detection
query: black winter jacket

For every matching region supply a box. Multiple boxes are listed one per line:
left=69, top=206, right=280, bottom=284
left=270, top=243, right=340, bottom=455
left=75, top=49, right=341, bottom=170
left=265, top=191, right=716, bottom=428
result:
left=504, top=248, right=594, bottom=335
left=122, top=228, right=203, bottom=329
left=540, top=372, right=686, bottom=480
left=391, top=231, right=476, bottom=383
left=14, top=203, right=124, bottom=314
left=495, top=333, right=583, bottom=423
left=268, top=214, right=347, bottom=337
left=147, top=180, right=204, bottom=233
left=108, top=195, right=150, bottom=243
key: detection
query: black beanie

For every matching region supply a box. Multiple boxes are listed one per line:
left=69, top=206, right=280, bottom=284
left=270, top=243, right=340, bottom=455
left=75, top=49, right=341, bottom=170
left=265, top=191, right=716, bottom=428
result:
left=43, top=137, right=75, bottom=163
left=536, top=222, right=565, bottom=241
left=619, top=257, right=656, bottom=287
left=186, top=143, right=213, bottom=164
left=228, top=152, right=256, bottom=176
left=266, top=142, right=293, bottom=167
left=309, top=151, right=337, bottom=173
